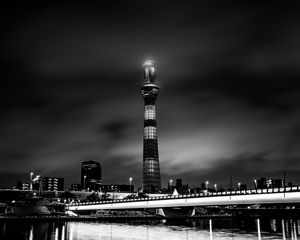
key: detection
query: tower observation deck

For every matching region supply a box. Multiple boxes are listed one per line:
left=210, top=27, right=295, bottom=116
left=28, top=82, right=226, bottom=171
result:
left=141, top=60, right=161, bottom=193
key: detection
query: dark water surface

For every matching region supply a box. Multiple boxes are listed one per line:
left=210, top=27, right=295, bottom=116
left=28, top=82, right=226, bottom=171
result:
left=0, top=218, right=299, bottom=239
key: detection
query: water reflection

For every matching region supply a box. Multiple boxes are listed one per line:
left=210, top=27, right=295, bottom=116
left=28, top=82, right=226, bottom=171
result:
left=209, top=219, right=213, bottom=240
left=0, top=218, right=299, bottom=240
left=256, top=219, right=261, bottom=240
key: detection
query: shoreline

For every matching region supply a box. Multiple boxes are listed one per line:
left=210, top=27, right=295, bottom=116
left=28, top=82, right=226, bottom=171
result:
left=1, top=212, right=299, bottom=222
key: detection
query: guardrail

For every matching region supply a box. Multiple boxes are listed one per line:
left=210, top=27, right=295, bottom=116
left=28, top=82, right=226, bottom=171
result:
left=67, top=186, right=300, bottom=207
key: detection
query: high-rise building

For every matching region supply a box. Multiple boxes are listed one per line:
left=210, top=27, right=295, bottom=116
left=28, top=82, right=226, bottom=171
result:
left=42, top=177, right=64, bottom=191
left=81, top=160, right=102, bottom=191
left=141, top=60, right=161, bottom=193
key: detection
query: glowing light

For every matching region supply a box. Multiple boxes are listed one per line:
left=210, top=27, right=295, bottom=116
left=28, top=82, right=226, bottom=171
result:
left=144, top=105, right=156, bottom=120
left=143, top=60, right=154, bottom=66
left=62, top=225, right=65, bottom=240
left=29, top=226, right=33, bottom=240
left=55, top=227, right=58, bottom=240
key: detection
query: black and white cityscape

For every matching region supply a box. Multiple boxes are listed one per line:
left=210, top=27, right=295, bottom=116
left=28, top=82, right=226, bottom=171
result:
left=1, top=1, right=300, bottom=239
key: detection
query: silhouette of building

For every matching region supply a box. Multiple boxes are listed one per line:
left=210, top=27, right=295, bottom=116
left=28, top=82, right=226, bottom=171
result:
left=240, top=184, right=247, bottom=191
left=175, top=179, right=189, bottom=194
left=141, top=61, right=161, bottom=193
left=81, top=160, right=102, bottom=191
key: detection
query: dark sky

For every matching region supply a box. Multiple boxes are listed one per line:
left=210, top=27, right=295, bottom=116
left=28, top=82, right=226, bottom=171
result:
left=1, top=2, right=300, bottom=189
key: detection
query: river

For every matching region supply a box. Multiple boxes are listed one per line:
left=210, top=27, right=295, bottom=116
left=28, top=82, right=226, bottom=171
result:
left=0, top=218, right=299, bottom=239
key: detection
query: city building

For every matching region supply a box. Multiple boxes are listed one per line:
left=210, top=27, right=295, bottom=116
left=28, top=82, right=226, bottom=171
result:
left=42, top=177, right=64, bottom=191
left=32, top=175, right=42, bottom=191
left=141, top=60, right=161, bottom=193
left=175, top=179, right=189, bottom=194
left=266, top=179, right=284, bottom=188
left=257, top=177, right=284, bottom=189
left=101, top=184, right=134, bottom=193
left=16, top=180, right=29, bottom=190
left=81, top=160, right=102, bottom=191
left=70, top=183, right=82, bottom=191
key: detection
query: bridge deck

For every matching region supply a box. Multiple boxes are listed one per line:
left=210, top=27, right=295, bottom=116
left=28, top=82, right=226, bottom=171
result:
left=67, top=187, right=300, bottom=211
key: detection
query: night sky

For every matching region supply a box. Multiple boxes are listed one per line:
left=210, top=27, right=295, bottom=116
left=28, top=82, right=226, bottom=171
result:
left=1, top=2, right=300, bottom=189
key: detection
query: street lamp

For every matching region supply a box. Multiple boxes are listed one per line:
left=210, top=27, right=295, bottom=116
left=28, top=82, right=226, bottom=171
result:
left=214, top=184, right=217, bottom=192
left=129, top=177, right=133, bottom=194
left=169, top=179, right=173, bottom=193
left=30, top=172, right=34, bottom=191
left=254, top=179, right=257, bottom=193
left=238, top=182, right=241, bottom=191
left=84, top=175, right=86, bottom=190
left=206, top=181, right=209, bottom=190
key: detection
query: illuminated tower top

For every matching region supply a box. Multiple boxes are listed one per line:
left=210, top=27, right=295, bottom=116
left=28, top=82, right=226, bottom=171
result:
left=143, top=60, right=155, bottom=84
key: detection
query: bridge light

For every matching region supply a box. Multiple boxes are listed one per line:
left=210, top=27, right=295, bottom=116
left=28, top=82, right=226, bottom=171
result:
left=214, top=184, right=217, bottom=192
left=238, top=182, right=241, bottom=191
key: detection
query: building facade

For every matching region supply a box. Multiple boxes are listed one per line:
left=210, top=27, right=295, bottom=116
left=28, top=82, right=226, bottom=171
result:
left=257, top=177, right=284, bottom=189
left=42, top=177, right=64, bottom=191
left=141, top=61, right=161, bottom=193
left=81, top=160, right=102, bottom=191
left=70, top=183, right=82, bottom=191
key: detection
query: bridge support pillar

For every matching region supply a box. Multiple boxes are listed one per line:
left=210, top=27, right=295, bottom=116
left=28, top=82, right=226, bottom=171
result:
left=158, top=207, right=195, bottom=218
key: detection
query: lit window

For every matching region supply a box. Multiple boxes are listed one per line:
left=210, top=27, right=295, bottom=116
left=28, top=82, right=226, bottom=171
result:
left=145, top=158, right=156, bottom=172
left=144, top=126, right=157, bottom=139
left=144, top=105, right=156, bottom=120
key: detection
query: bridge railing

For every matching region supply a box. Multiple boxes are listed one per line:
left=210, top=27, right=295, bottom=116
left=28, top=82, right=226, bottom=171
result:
left=67, top=186, right=300, bottom=206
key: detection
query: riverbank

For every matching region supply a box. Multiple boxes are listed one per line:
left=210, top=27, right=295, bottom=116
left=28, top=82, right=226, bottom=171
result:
left=0, top=215, right=165, bottom=222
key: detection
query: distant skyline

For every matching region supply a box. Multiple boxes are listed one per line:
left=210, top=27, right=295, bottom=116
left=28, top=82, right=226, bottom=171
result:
left=1, top=2, right=300, bottom=189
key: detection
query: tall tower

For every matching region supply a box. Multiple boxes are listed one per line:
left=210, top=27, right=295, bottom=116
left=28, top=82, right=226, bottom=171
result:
left=141, top=60, right=161, bottom=193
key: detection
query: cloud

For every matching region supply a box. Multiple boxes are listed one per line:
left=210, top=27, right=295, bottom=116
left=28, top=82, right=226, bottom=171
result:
left=1, top=2, right=300, bottom=188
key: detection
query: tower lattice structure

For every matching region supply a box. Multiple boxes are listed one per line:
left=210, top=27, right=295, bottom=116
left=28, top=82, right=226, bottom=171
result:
left=141, top=60, right=161, bottom=193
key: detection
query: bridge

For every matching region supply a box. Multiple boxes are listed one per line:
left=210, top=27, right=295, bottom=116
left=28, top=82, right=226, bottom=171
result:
left=67, top=186, right=300, bottom=217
